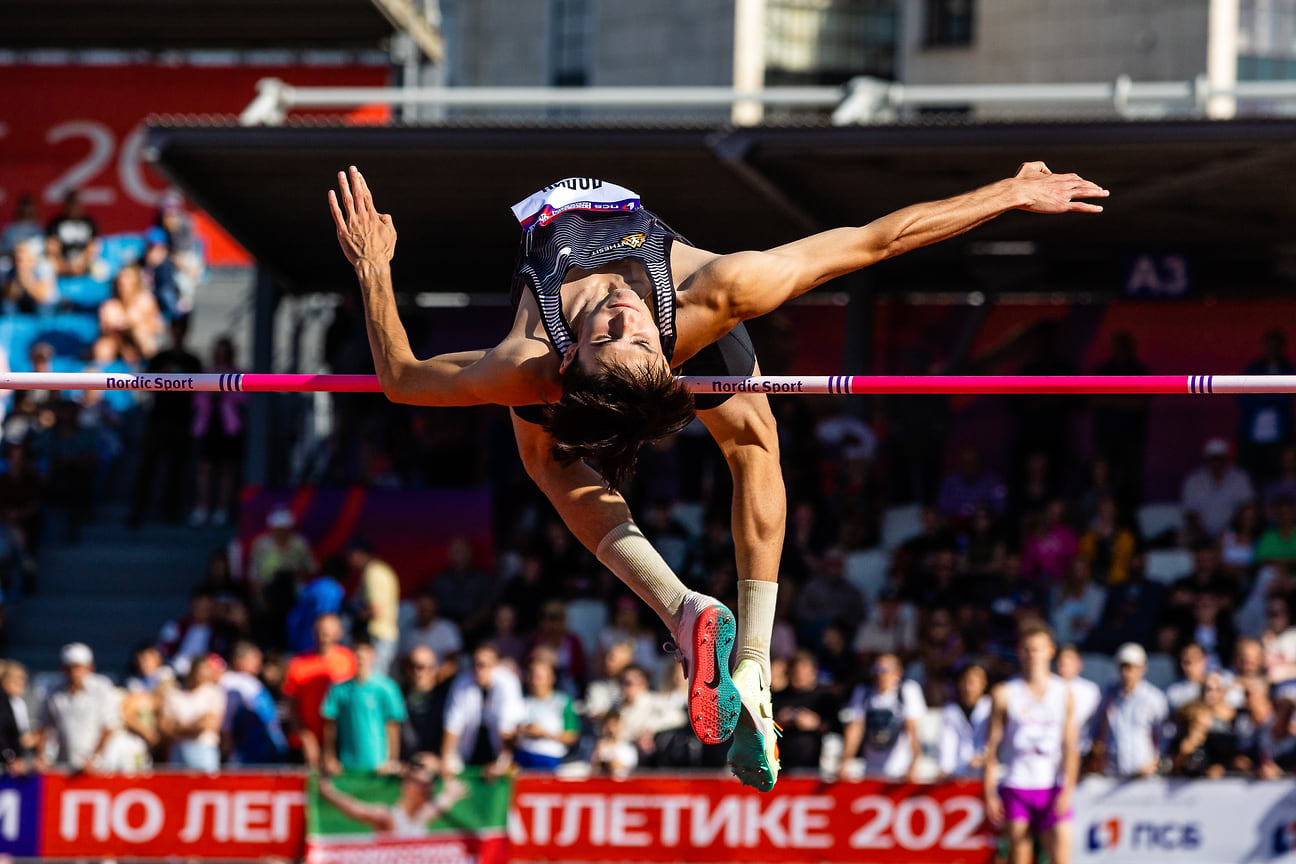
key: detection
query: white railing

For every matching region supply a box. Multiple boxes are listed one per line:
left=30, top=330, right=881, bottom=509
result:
left=238, top=74, right=1296, bottom=126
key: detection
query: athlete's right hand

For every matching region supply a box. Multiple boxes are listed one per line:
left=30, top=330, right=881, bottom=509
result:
left=984, top=789, right=1004, bottom=827
left=329, top=165, right=397, bottom=269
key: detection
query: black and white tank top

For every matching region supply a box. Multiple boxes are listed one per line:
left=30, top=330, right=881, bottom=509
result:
left=509, top=178, right=687, bottom=362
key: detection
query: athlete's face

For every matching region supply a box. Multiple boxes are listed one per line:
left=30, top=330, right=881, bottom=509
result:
left=565, top=286, right=667, bottom=375
left=1018, top=633, right=1056, bottom=674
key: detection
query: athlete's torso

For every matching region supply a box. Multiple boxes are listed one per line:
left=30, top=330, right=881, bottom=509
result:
left=1002, top=675, right=1069, bottom=789
left=510, top=178, right=688, bottom=360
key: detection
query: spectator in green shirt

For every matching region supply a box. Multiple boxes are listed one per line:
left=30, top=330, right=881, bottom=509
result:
left=1257, top=495, right=1296, bottom=564
left=514, top=653, right=579, bottom=770
left=322, top=641, right=407, bottom=774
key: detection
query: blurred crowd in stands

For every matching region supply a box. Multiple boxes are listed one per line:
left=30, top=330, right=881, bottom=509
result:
left=5, top=189, right=1296, bottom=784
left=5, top=336, right=1296, bottom=784
left=0, top=187, right=241, bottom=595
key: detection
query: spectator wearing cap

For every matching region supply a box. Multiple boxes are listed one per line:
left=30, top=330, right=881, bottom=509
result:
left=347, top=539, right=401, bottom=677
left=1182, top=438, right=1255, bottom=543
left=251, top=508, right=315, bottom=587
left=160, top=654, right=226, bottom=772
left=35, top=643, right=121, bottom=771
left=397, top=590, right=462, bottom=681
left=44, top=188, right=98, bottom=277
left=1090, top=643, right=1169, bottom=777
left=143, top=226, right=183, bottom=320
left=322, top=640, right=406, bottom=775
left=284, top=613, right=357, bottom=769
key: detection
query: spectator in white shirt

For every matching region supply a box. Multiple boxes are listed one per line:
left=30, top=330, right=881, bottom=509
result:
left=842, top=653, right=927, bottom=780
left=160, top=654, right=227, bottom=773
left=939, top=663, right=991, bottom=778
left=441, top=644, right=524, bottom=779
left=1182, top=438, right=1255, bottom=542
left=1263, top=596, right=1296, bottom=683
left=614, top=664, right=685, bottom=754
left=1091, top=643, right=1169, bottom=777
left=35, top=643, right=121, bottom=772
left=1056, top=646, right=1102, bottom=753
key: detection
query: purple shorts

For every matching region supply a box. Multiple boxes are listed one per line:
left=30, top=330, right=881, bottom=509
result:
left=1000, top=786, right=1071, bottom=833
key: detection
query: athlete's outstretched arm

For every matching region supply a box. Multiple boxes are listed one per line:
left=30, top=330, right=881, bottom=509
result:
left=329, top=166, right=537, bottom=407
left=676, top=162, right=1107, bottom=349
left=318, top=779, right=394, bottom=832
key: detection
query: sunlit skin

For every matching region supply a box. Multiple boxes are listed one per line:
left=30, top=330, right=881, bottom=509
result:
left=984, top=629, right=1078, bottom=864
left=560, top=282, right=669, bottom=377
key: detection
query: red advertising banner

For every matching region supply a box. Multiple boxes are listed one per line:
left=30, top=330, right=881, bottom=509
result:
left=509, top=776, right=994, bottom=864
left=41, top=772, right=307, bottom=860
left=0, top=62, right=389, bottom=263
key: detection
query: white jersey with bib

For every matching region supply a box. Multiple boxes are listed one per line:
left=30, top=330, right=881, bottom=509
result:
left=1001, top=675, right=1070, bottom=790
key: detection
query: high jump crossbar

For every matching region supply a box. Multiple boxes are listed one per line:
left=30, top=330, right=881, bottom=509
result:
left=6, top=373, right=1296, bottom=396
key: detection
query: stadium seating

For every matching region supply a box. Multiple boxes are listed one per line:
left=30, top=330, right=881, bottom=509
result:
left=56, top=274, right=112, bottom=309
left=1080, top=653, right=1121, bottom=689
left=1145, top=548, right=1194, bottom=584
left=881, top=503, right=924, bottom=550
left=98, top=233, right=146, bottom=273
left=845, top=548, right=890, bottom=602
left=1144, top=653, right=1177, bottom=690
left=1138, top=502, right=1185, bottom=546
left=565, top=598, right=609, bottom=663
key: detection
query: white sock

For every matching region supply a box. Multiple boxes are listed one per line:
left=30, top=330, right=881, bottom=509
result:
left=596, top=522, right=690, bottom=632
left=735, top=579, right=777, bottom=679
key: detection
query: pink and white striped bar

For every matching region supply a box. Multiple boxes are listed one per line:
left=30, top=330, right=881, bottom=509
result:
left=3, top=371, right=1296, bottom=394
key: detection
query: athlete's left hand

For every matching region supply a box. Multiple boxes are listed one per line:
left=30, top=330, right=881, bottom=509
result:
left=329, top=165, right=397, bottom=269
left=1055, top=788, right=1072, bottom=818
left=1012, top=161, right=1108, bottom=214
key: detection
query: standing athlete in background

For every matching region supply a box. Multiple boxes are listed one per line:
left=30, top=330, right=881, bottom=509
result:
left=330, top=163, right=1107, bottom=791
left=983, top=620, right=1079, bottom=864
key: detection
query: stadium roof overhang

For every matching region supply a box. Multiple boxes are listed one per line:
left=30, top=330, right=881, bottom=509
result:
left=144, top=119, right=1296, bottom=296
left=1, top=0, right=393, bottom=50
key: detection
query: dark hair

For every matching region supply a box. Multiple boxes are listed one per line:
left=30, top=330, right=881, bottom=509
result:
left=543, top=355, right=694, bottom=491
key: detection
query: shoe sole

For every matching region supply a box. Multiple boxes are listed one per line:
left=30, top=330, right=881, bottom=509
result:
left=728, top=697, right=779, bottom=792
left=686, top=605, right=740, bottom=744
